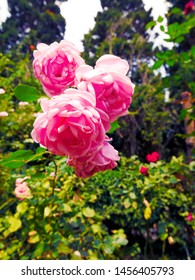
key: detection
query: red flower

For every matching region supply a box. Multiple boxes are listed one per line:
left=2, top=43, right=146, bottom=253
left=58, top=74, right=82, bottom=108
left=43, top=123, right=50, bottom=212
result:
left=140, top=166, right=149, bottom=176
left=146, top=151, right=160, bottom=163
left=184, top=1, right=194, bottom=15
left=186, top=212, right=193, bottom=221
left=29, top=45, right=35, bottom=51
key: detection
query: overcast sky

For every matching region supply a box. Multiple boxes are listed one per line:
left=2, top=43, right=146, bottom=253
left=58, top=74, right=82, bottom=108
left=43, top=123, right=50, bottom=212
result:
left=0, top=0, right=171, bottom=50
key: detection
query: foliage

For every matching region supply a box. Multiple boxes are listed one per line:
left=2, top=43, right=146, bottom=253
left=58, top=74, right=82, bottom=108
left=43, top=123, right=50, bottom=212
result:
left=0, top=154, right=194, bottom=260
left=0, top=0, right=67, bottom=55
left=149, top=6, right=195, bottom=160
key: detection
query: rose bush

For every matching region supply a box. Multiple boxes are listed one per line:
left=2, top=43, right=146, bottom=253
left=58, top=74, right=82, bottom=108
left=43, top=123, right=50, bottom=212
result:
left=33, top=40, right=85, bottom=97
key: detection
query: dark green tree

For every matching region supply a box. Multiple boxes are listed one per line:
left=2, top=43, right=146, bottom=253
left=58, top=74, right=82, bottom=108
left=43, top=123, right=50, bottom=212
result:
left=83, top=0, right=155, bottom=85
left=0, top=0, right=67, bottom=54
left=82, top=0, right=177, bottom=159
left=165, top=0, right=195, bottom=159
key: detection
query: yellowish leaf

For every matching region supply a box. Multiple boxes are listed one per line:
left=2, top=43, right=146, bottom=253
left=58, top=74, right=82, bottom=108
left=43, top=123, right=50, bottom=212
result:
left=144, top=206, right=152, bottom=220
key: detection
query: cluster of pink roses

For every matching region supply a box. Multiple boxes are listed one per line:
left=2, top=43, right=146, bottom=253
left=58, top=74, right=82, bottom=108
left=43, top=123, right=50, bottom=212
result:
left=31, top=40, right=135, bottom=177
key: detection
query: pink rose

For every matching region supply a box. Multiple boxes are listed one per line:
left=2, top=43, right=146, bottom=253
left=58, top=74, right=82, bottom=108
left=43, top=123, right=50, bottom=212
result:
left=184, top=1, right=194, bottom=15
left=0, top=112, right=9, bottom=117
left=31, top=88, right=106, bottom=157
left=76, top=54, right=135, bottom=122
left=33, top=40, right=85, bottom=97
left=0, top=88, right=5, bottom=94
left=14, top=182, right=31, bottom=200
left=146, top=151, right=160, bottom=163
left=140, top=166, right=149, bottom=176
left=186, top=212, right=193, bottom=222
left=67, top=140, right=120, bottom=178
left=15, top=176, right=30, bottom=187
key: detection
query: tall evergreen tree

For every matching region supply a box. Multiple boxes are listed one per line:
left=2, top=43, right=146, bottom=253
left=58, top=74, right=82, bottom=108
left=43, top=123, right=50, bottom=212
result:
left=165, top=0, right=195, bottom=158
left=0, top=0, right=67, bottom=54
left=82, top=0, right=173, bottom=158
left=82, top=0, right=155, bottom=85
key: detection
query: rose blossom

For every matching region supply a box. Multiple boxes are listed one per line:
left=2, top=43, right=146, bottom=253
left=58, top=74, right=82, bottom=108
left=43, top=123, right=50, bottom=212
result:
left=76, top=54, right=135, bottom=122
left=31, top=88, right=106, bottom=158
left=0, top=112, right=8, bottom=117
left=33, top=40, right=85, bottom=97
left=14, top=178, right=31, bottom=200
left=14, top=184, right=31, bottom=200
left=19, top=101, right=29, bottom=106
left=67, top=140, right=120, bottom=178
left=146, top=151, right=160, bottom=163
left=15, top=176, right=30, bottom=187
left=184, top=1, right=194, bottom=15
left=186, top=212, right=193, bottom=222
left=0, top=88, right=5, bottom=94
left=140, top=166, right=149, bottom=176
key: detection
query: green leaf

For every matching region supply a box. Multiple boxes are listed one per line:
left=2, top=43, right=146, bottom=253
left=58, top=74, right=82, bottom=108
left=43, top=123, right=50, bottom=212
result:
left=28, top=234, right=40, bottom=244
left=130, top=192, right=136, bottom=199
left=26, top=147, right=46, bottom=162
left=157, top=16, right=164, bottom=23
left=14, top=84, right=41, bottom=102
left=104, top=243, right=115, bottom=255
left=83, top=207, right=95, bottom=218
left=7, top=217, right=22, bottom=233
left=0, top=150, right=33, bottom=168
left=113, top=236, right=128, bottom=246
left=170, top=7, right=182, bottom=15
left=108, top=120, right=120, bottom=133
left=44, top=206, right=52, bottom=217
left=124, top=198, right=131, bottom=209
left=175, top=36, right=185, bottom=44
left=16, top=201, right=28, bottom=214
left=190, top=46, right=195, bottom=57
left=63, top=204, right=72, bottom=213
left=152, top=60, right=164, bottom=70
left=0, top=148, right=46, bottom=169
left=160, top=25, right=165, bottom=32
left=145, top=20, right=156, bottom=30
left=189, top=161, right=195, bottom=171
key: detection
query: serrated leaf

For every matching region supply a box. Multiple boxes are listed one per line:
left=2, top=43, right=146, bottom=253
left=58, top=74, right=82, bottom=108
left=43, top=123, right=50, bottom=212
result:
left=14, top=84, right=41, bottom=102
left=83, top=207, right=95, bottom=218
